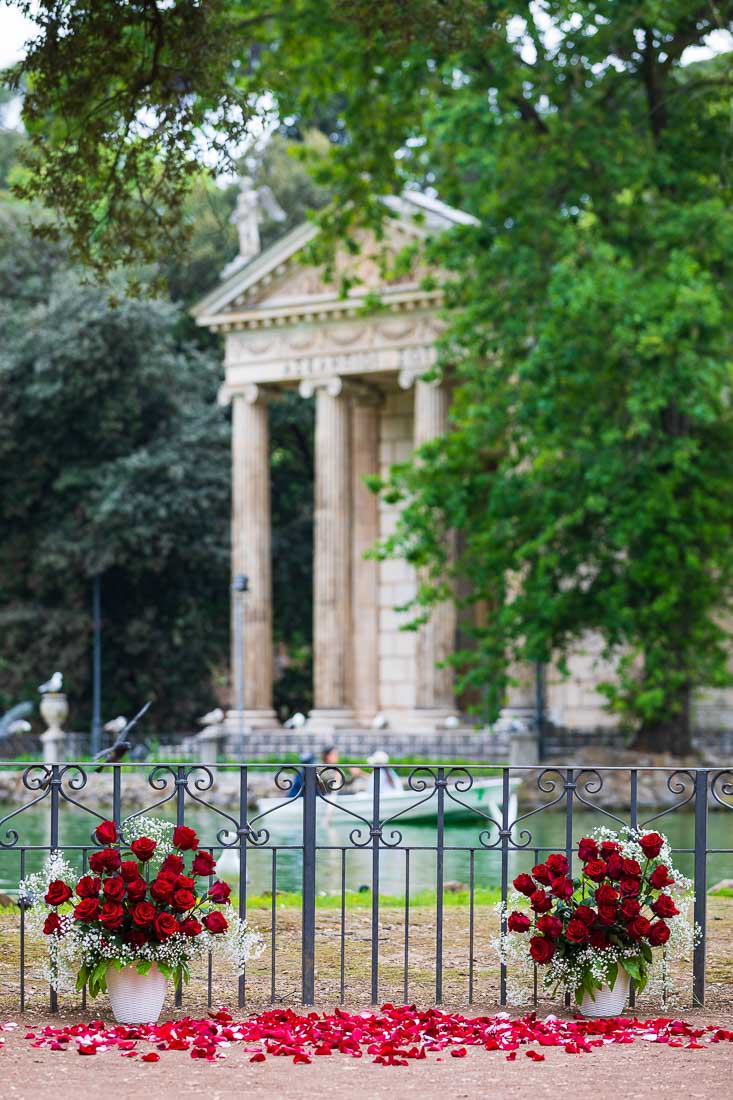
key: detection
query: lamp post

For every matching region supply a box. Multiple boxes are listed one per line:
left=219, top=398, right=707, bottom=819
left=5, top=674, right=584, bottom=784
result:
left=232, top=573, right=249, bottom=753
left=90, top=574, right=102, bottom=758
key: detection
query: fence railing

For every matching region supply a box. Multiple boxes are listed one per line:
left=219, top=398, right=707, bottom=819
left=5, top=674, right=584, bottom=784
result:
left=0, top=762, right=730, bottom=1012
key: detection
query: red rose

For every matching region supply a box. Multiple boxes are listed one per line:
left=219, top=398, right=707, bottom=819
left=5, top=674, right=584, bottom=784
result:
left=176, top=875, right=195, bottom=890
left=203, top=911, right=228, bottom=934
left=130, top=837, right=157, bottom=862
left=172, top=889, right=197, bottom=913
left=529, top=935, right=555, bottom=964
left=619, top=877, right=640, bottom=897
left=652, top=894, right=679, bottom=919
left=606, top=853, right=624, bottom=880
left=120, top=860, right=140, bottom=882
left=584, top=860, right=608, bottom=883
left=76, top=875, right=101, bottom=899
left=589, top=929, right=610, bottom=949
left=529, top=889, right=552, bottom=913
left=551, top=877, right=574, bottom=900
left=546, top=853, right=569, bottom=877
left=192, top=851, right=217, bottom=877
left=600, top=841, right=622, bottom=858
left=208, top=880, right=231, bottom=905
left=179, top=917, right=203, bottom=937
left=74, top=898, right=100, bottom=922
left=154, top=912, right=178, bottom=940
left=172, top=825, right=199, bottom=851
left=89, top=849, right=121, bottom=873
left=595, top=884, right=619, bottom=905
left=43, top=912, right=62, bottom=935
left=127, top=928, right=148, bottom=948
left=574, top=905, right=597, bottom=927
left=622, top=858, right=642, bottom=878
left=132, top=902, right=157, bottom=926
left=620, top=898, right=641, bottom=920
left=536, top=914, right=563, bottom=938
left=627, top=915, right=651, bottom=939
left=507, top=911, right=531, bottom=933
left=45, top=880, right=72, bottom=907
left=161, top=854, right=185, bottom=875
left=103, top=876, right=125, bottom=901
left=648, top=920, right=671, bottom=946
left=512, top=874, right=536, bottom=897
left=577, top=837, right=598, bottom=863
left=639, top=832, right=664, bottom=859
left=99, top=902, right=125, bottom=930
left=531, top=864, right=552, bottom=886
left=565, top=918, right=590, bottom=945
left=94, top=820, right=117, bottom=845
left=649, top=865, right=674, bottom=890
left=126, top=878, right=147, bottom=902
left=151, top=877, right=175, bottom=903
left=597, top=904, right=618, bottom=925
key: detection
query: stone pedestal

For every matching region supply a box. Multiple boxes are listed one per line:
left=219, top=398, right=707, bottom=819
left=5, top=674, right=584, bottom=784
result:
left=303, top=377, right=355, bottom=727
left=196, top=726, right=222, bottom=766
left=39, top=693, right=68, bottom=765
left=231, top=385, right=277, bottom=725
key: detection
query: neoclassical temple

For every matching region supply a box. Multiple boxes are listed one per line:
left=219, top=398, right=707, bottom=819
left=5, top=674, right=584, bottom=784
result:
left=194, top=182, right=728, bottom=735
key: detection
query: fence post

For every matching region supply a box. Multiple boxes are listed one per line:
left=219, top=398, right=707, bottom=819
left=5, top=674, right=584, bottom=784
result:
left=693, top=769, right=708, bottom=1006
left=302, top=765, right=317, bottom=1004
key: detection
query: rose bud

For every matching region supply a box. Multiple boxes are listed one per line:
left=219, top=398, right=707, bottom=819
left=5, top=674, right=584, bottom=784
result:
left=208, top=880, right=231, bottom=905
left=44, top=880, right=72, bottom=907
left=577, top=837, right=598, bottom=863
left=574, top=905, right=597, bottom=927
left=179, top=917, right=203, bottom=937
left=130, top=837, right=157, bottom=862
left=652, top=894, right=679, bottom=919
left=154, top=912, right=178, bottom=940
left=627, top=915, right=651, bottom=939
left=103, top=877, right=125, bottom=901
left=507, top=911, right=531, bottom=933
left=529, top=935, right=555, bottom=964
left=120, top=860, right=141, bottom=882
left=127, top=928, right=148, bottom=948
left=132, top=902, right=157, bottom=926
left=531, top=863, right=552, bottom=886
left=546, top=853, right=569, bottom=877
left=203, top=911, right=228, bottom=934
left=171, top=889, right=197, bottom=913
left=621, top=858, right=642, bottom=878
left=172, top=825, right=199, bottom=851
left=649, top=864, right=675, bottom=890
left=150, top=877, right=175, bottom=903
left=192, top=851, right=217, bottom=877
left=596, top=904, right=618, bottom=925
left=176, top=876, right=195, bottom=890
left=589, top=929, right=610, bottom=949
left=536, top=914, right=563, bottom=938
left=605, top=853, right=624, bottom=880
left=76, top=875, right=101, bottom=899
left=550, top=876, right=573, bottom=900
left=73, top=898, right=100, bottom=922
left=43, top=912, right=62, bottom=936
left=583, top=859, right=608, bottom=883
left=512, top=873, right=536, bottom=897
left=94, top=820, right=117, bottom=846
left=126, top=878, right=147, bottom=902
left=89, top=848, right=121, bottom=873
left=620, top=898, right=641, bottom=920
left=648, top=920, right=671, bottom=946
left=639, top=832, right=664, bottom=859
left=99, top=902, right=125, bottom=930
left=619, top=877, right=640, bottom=897
left=161, top=854, right=185, bottom=876
left=600, top=841, right=622, bottom=858
left=595, top=884, right=619, bottom=905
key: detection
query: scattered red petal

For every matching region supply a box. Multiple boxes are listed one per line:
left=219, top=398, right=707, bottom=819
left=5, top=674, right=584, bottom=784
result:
left=141, top=1052, right=160, bottom=1063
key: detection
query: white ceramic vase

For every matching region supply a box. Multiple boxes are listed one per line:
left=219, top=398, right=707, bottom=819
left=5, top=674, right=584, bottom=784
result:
left=106, top=963, right=167, bottom=1025
left=578, top=969, right=630, bottom=1018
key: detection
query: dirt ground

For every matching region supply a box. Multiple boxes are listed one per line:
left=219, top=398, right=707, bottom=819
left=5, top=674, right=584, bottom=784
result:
left=3, top=1006, right=733, bottom=1100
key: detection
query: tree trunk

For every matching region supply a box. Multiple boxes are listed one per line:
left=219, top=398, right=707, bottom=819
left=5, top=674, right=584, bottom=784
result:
left=632, top=687, right=692, bottom=756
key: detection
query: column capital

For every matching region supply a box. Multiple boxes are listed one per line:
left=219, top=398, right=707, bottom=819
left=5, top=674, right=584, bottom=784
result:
left=299, top=375, right=382, bottom=404
left=220, top=382, right=279, bottom=406
left=399, top=367, right=444, bottom=390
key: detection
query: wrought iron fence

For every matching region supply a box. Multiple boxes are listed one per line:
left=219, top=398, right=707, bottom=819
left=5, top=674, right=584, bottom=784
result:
left=0, top=762, right=730, bottom=1013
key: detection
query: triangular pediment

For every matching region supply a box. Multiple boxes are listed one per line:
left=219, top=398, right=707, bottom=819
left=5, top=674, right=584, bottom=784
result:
left=192, top=191, right=477, bottom=330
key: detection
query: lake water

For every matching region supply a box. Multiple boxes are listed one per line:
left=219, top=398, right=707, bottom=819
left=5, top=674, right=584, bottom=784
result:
left=1, top=799, right=730, bottom=898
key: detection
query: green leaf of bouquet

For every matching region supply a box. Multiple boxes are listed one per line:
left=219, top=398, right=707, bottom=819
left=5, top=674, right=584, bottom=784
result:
left=136, top=960, right=153, bottom=976
left=606, top=961, right=619, bottom=990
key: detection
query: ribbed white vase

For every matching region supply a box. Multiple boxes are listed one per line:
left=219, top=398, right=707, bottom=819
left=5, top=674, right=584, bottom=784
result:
left=106, top=963, right=167, bottom=1025
left=578, top=970, right=630, bottom=1018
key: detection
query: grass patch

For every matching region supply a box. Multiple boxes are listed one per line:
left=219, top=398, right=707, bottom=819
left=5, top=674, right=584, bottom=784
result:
left=247, top=886, right=502, bottom=909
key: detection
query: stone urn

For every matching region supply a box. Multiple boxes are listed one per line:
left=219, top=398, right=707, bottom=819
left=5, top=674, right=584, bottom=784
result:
left=40, top=693, right=68, bottom=765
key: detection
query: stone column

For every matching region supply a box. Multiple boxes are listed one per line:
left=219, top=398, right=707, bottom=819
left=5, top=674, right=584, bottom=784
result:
left=351, top=396, right=381, bottom=723
left=301, top=377, right=355, bottom=730
left=229, top=384, right=276, bottom=728
left=407, top=374, right=458, bottom=725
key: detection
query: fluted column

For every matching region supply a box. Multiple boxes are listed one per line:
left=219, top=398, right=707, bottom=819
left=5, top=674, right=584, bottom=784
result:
left=351, top=396, right=381, bottom=722
left=229, top=384, right=276, bottom=727
left=301, top=376, right=355, bottom=730
left=410, top=376, right=457, bottom=720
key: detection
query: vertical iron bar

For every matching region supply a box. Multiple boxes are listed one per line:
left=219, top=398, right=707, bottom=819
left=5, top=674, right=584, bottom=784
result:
left=340, top=848, right=346, bottom=1005
left=302, top=765, right=317, bottom=1005
left=112, top=765, right=122, bottom=831
left=564, top=767, right=574, bottom=1009
left=499, top=767, right=510, bottom=1006
left=693, top=769, right=708, bottom=1006
left=20, top=849, right=25, bottom=1013
left=468, top=849, right=475, bottom=1005
left=435, top=766, right=445, bottom=1003
left=370, top=766, right=381, bottom=1005
left=629, top=770, right=638, bottom=1008
left=271, top=848, right=277, bottom=1004
left=49, top=764, right=59, bottom=1013
left=403, top=849, right=410, bottom=1004
left=238, top=765, right=249, bottom=1008
left=174, top=766, right=185, bottom=1008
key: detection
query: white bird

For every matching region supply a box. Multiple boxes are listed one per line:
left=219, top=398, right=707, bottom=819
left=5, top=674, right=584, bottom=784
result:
left=284, top=711, right=306, bottom=729
left=444, top=714, right=460, bottom=730
left=371, top=712, right=388, bottom=730
left=103, top=716, right=128, bottom=736
left=38, top=672, right=63, bottom=694
left=8, top=719, right=31, bottom=734
left=198, top=707, right=224, bottom=726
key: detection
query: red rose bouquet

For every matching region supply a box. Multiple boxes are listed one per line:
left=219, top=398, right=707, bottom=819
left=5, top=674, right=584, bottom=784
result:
left=20, top=817, right=262, bottom=997
left=499, top=828, right=697, bottom=1004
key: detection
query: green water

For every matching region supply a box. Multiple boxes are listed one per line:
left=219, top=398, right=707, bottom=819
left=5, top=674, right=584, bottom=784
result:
left=1, top=797, right=730, bottom=898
